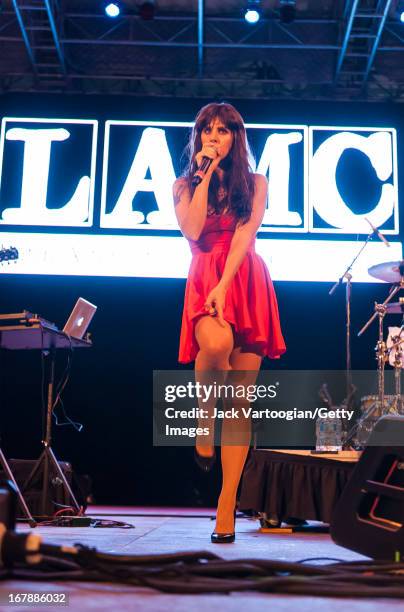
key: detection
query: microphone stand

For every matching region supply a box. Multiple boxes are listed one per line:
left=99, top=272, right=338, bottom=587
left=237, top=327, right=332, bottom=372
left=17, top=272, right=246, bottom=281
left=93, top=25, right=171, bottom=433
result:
left=328, top=231, right=375, bottom=421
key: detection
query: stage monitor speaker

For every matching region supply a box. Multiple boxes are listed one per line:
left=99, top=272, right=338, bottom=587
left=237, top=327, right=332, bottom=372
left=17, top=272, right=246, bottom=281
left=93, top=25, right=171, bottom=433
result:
left=0, top=480, right=17, bottom=530
left=331, top=415, right=404, bottom=560
left=0, top=460, right=91, bottom=518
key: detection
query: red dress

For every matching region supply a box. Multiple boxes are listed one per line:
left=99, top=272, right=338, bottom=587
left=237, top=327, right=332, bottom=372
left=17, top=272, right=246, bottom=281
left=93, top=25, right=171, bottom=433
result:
left=178, top=212, right=286, bottom=364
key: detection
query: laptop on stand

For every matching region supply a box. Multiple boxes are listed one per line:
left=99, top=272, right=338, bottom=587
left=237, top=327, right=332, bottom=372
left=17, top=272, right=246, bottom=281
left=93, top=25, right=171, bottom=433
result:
left=63, top=297, right=97, bottom=339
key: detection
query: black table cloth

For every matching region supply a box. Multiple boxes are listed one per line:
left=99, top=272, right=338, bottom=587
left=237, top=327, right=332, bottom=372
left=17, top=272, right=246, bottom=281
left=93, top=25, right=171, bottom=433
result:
left=239, top=450, right=358, bottom=523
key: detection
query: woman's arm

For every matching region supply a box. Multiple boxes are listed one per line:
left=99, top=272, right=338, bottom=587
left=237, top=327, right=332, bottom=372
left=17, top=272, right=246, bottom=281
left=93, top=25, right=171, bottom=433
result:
left=172, top=176, right=210, bottom=241
left=203, top=174, right=268, bottom=325
left=173, top=145, right=223, bottom=241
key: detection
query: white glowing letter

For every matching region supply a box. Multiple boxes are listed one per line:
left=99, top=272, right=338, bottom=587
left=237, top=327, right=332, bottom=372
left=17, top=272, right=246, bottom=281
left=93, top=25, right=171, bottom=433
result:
left=311, top=131, right=394, bottom=231
left=257, top=132, right=303, bottom=226
left=104, top=127, right=177, bottom=228
left=1, top=127, right=90, bottom=226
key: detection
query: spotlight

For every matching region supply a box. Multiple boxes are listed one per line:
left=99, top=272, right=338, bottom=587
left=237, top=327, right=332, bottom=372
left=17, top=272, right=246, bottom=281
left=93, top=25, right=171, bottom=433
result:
left=394, top=0, right=404, bottom=23
left=139, top=1, right=155, bottom=20
left=245, top=9, right=260, bottom=24
left=394, top=1, right=404, bottom=23
left=244, top=1, right=261, bottom=24
left=280, top=0, right=296, bottom=25
left=104, top=2, right=121, bottom=18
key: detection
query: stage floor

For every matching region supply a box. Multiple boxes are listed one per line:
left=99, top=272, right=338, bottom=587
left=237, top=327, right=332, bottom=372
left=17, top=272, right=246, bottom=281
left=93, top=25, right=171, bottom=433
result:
left=1, top=506, right=402, bottom=611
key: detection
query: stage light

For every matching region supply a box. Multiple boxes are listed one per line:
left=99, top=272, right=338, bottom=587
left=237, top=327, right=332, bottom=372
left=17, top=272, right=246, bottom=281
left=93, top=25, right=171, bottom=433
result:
left=280, top=0, right=296, bottom=24
left=245, top=9, right=260, bottom=24
left=104, top=2, right=121, bottom=18
left=244, top=1, right=261, bottom=24
left=397, top=1, right=404, bottom=23
left=139, top=1, right=155, bottom=20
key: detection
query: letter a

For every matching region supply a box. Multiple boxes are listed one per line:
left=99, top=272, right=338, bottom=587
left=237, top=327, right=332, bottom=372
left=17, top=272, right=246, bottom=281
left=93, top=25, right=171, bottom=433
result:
left=104, top=127, right=177, bottom=228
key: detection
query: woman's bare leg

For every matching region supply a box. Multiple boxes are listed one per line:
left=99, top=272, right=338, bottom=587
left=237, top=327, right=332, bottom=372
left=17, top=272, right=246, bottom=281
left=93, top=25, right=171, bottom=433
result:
left=214, top=349, right=262, bottom=534
left=194, top=316, right=234, bottom=457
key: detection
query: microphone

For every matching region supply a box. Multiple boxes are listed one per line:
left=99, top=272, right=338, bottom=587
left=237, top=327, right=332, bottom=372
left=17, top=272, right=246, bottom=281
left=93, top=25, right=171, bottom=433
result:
left=365, top=217, right=390, bottom=248
left=192, top=156, right=213, bottom=187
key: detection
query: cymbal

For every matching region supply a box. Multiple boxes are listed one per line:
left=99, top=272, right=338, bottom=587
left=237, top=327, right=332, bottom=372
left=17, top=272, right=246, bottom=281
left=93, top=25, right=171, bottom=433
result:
left=385, top=301, right=404, bottom=314
left=368, top=260, right=404, bottom=283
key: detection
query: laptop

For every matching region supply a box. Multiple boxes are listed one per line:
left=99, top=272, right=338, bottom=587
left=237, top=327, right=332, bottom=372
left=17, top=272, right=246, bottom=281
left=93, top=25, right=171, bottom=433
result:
left=63, top=297, right=97, bottom=339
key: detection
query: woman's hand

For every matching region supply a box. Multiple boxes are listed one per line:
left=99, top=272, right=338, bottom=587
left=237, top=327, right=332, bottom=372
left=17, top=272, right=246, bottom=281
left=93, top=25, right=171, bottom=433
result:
left=204, top=283, right=227, bottom=326
left=195, top=144, right=222, bottom=177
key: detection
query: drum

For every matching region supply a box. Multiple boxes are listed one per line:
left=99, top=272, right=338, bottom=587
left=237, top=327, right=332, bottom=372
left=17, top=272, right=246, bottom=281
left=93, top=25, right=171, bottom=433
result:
left=355, top=395, right=400, bottom=447
left=360, top=395, right=399, bottom=419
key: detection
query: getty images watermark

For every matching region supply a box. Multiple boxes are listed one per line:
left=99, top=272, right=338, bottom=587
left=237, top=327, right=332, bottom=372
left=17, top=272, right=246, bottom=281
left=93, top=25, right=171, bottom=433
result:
left=151, top=370, right=393, bottom=447
left=163, top=381, right=353, bottom=417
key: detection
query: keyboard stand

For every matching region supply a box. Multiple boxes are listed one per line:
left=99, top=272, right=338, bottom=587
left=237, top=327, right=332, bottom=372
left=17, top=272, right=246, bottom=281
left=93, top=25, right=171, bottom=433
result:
left=0, top=322, right=91, bottom=518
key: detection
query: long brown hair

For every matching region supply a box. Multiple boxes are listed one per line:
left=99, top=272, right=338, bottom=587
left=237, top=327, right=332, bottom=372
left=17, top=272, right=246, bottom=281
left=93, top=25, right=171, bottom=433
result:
left=184, top=102, right=255, bottom=223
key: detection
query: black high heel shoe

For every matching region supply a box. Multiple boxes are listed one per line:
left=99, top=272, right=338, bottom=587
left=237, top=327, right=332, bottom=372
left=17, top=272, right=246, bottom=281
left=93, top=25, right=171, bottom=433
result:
left=194, top=447, right=216, bottom=472
left=211, top=510, right=236, bottom=543
left=210, top=531, right=235, bottom=544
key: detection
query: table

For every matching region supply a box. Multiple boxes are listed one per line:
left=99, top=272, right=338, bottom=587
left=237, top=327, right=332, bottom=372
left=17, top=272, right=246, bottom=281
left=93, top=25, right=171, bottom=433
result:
left=239, top=449, right=360, bottom=524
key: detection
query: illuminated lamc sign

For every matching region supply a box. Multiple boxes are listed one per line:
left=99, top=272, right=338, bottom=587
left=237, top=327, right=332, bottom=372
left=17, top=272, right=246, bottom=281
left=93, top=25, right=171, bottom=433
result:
left=0, top=118, right=399, bottom=235
left=0, top=117, right=401, bottom=281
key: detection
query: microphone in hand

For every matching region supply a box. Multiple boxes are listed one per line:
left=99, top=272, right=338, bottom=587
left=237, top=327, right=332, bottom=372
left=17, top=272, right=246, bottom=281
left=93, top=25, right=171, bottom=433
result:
left=192, top=145, right=219, bottom=186
left=192, top=156, right=213, bottom=187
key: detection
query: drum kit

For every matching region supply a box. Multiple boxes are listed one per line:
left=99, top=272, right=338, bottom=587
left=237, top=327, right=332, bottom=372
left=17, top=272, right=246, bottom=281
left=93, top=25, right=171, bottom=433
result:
left=354, top=260, right=404, bottom=446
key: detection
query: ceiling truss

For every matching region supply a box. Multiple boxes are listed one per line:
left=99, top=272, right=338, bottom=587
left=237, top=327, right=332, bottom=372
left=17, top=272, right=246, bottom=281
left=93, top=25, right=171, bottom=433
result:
left=10, top=0, right=66, bottom=85
left=0, top=1, right=403, bottom=101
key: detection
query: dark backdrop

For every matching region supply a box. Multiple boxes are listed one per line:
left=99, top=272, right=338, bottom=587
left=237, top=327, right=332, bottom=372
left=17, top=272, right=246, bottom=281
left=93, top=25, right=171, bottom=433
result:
left=0, top=93, right=402, bottom=506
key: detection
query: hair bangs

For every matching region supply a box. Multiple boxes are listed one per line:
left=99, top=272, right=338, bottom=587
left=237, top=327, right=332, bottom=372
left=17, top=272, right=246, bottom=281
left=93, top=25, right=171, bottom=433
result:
left=195, top=103, right=243, bottom=134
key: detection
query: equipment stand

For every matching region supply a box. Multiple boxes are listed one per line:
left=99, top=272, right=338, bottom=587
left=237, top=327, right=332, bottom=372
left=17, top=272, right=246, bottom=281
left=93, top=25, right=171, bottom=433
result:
left=0, top=321, right=91, bottom=519
left=329, top=232, right=375, bottom=413
left=22, top=347, right=80, bottom=517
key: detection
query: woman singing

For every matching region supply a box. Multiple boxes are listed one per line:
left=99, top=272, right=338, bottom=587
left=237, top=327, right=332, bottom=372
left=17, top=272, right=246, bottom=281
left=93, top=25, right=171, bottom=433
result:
left=173, top=102, right=286, bottom=543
